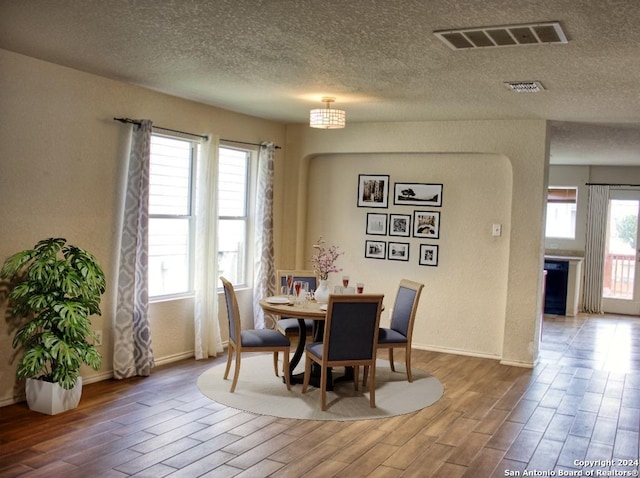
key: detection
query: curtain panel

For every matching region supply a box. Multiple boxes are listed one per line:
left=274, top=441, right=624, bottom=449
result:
left=114, top=120, right=155, bottom=378
left=194, top=135, right=224, bottom=359
left=253, top=143, right=276, bottom=329
left=582, top=185, right=609, bottom=314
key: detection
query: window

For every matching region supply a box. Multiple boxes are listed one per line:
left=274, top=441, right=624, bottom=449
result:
left=545, top=187, right=577, bottom=239
left=148, top=137, right=252, bottom=298
left=217, top=146, right=251, bottom=287
left=148, top=134, right=197, bottom=298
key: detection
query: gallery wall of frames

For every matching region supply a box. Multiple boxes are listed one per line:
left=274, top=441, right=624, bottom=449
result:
left=357, top=174, right=442, bottom=267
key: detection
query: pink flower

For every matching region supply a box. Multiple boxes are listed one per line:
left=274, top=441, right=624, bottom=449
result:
left=310, top=237, right=342, bottom=280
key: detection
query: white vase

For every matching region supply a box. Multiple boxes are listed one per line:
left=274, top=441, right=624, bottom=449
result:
left=25, top=377, right=83, bottom=415
left=314, top=279, right=331, bottom=304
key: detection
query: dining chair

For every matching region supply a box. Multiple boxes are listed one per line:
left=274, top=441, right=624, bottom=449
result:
left=302, top=294, right=384, bottom=411
left=220, top=277, right=291, bottom=393
left=274, top=269, right=318, bottom=339
left=363, top=279, right=424, bottom=386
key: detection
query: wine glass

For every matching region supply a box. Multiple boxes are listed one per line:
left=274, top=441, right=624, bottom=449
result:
left=293, top=281, right=302, bottom=303
left=301, top=282, right=310, bottom=306
left=342, top=275, right=350, bottom=288
left=357, top=282, right=364, bottom=294
left=286, top=274, right=294, bottom=296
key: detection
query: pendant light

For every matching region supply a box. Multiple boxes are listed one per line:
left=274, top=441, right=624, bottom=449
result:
left=309, top=97, right=346, bottom=129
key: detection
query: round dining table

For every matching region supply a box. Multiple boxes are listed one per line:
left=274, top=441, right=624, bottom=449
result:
left=259, top=298, right=332, bottom=388
left=260, top=296, right=384, bottom=389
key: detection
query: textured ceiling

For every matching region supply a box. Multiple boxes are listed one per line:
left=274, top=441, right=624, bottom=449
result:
left=1, top=0, right=639, bottom=165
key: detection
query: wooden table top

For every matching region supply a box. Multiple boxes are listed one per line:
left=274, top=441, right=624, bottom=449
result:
left=259, top=297, right=327, bottom=320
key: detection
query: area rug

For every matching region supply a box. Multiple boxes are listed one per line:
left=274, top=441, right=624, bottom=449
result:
left=197, top=355, right=444, bottom=421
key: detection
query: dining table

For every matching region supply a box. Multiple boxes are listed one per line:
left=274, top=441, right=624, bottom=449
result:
left=259, top=296, right=384, bottom=390
left=259, top=297, right=339, bottom=389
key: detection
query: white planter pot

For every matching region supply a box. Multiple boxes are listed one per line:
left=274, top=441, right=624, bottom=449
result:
left=25, top=377, right=83, bottom=415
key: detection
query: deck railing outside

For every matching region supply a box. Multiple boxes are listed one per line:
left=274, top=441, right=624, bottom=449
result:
left=603, top=253, right=635, bottom=298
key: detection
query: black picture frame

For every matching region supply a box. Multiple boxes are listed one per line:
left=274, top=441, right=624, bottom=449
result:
left=357, top=174, right=390, bottom=208
left=388, top=242, right=410, bottom=261
left=388, top=214, right=411, bottom=237
left=364, top=240, right=386, bottom=259
left=413, top=210, right=440, bottom=239
left=366, top=213, right=387, bottom=235
left=419, top=244, right=439, bottom=266
left=394, top=182, right=443, bottom=207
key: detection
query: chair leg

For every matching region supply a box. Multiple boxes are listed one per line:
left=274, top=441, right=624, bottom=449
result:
left=389, top=348, right=396, bottom=372
left=353, top=366, right=359, bottom=391
left=230, top=348, right=241, bottom=393
left=272, top=352, right=279, bottom=377
left=302, top=355, right=311, bottom=393
left=405, top=346, right=413, bottom=382
left=320, top=364, right=327, bottom=411
left=362, top=365, right=369, bottom=387
left=223, top=344, right=233, bottom=379
left=368, top=361, right=376, bottom=408
left=282, top=350, right=291, bottom=391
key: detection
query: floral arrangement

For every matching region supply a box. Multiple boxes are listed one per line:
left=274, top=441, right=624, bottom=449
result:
left=310, top=237, right=342, bottom=280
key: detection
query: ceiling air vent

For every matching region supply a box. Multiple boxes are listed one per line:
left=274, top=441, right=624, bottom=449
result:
left=434, top=21, right=568, bottom=50
left=504, top=81, right=545, bottom=93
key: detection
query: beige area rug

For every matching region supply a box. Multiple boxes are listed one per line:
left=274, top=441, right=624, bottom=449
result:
left=197, top=355, right=444, bottom=421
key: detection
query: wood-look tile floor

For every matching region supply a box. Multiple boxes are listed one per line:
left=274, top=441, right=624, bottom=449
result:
left=1, top=313, right=639, bottom=477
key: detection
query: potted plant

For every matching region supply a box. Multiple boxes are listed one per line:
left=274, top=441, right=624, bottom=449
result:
left=0, top=237, right=104, bottom=414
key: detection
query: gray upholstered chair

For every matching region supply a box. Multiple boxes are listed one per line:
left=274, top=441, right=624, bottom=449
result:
left=220, top=277, right=291, bottom=393
left=274, top=269, right=318, bottom=339
left=302, top=294, right=384, bottom=410
left=364, top=279, right=424, bottom=385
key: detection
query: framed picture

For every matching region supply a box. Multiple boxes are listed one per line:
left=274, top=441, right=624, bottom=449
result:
left=413, top=210, right=440, bottom=239
left=364, top=240, right=386, bottom=259
left=389, top=214, right=411, bottom=237
left=366, top=213, right=387, bottom=235
left=394, top=182, right=443, bottom=207
left=388, top=242, right=410, bottom=261
left=419, top=244, right=439, bottom=266
left=357, top=174, right=389, bottom=208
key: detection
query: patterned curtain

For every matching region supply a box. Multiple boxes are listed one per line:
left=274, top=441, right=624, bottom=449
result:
left=194, top=135, right=224, bottom=359
left=582, top=185, right=609, bottom=314
left=252, top=143, right=276, bottom=329
left=114, top=120, right=155, bottom=378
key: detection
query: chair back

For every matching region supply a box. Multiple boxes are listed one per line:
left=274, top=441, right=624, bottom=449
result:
left=323, top=294, right=384, bottom=362
left=389, top=279, right=424, bottom=338
left=220, top=277, right=241, bottom=346
left=276, top=269, right=318, bottom=291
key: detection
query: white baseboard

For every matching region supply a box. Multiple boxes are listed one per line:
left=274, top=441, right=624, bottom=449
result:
left=413, top=342, right=535, bottom=368
left=153, top=350, right=196, bottom=367
left=413, top=343, right=502, bottom=361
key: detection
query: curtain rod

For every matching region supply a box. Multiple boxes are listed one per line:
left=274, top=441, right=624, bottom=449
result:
left=114, top=117, right=280, bottom=149
left=586, top=182, right=640, bottom=187
left=221, top=138, right=281, bottom=150
left=114, top=117, right=208, bottom=140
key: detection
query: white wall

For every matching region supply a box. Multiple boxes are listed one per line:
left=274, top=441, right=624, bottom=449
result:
left=306, top=153, right=512, bottom=357
left=283, top=120, right=550, bottom=367
left=0, top=49, right=285, bottom=406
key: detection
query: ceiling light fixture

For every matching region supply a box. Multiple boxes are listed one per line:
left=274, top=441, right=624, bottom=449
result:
left=310, top=97, right=346, bottom=129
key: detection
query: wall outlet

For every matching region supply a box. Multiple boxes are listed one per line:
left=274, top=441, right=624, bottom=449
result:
left=492, top=224, right=502, bottom=237
left=94, top=330, right=103, bottom=346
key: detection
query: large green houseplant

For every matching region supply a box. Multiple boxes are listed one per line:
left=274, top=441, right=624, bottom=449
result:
left=1, top=238, right=104, bottom=412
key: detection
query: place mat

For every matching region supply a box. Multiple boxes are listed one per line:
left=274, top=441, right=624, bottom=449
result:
left=197, top=355, right=444, bottom=421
